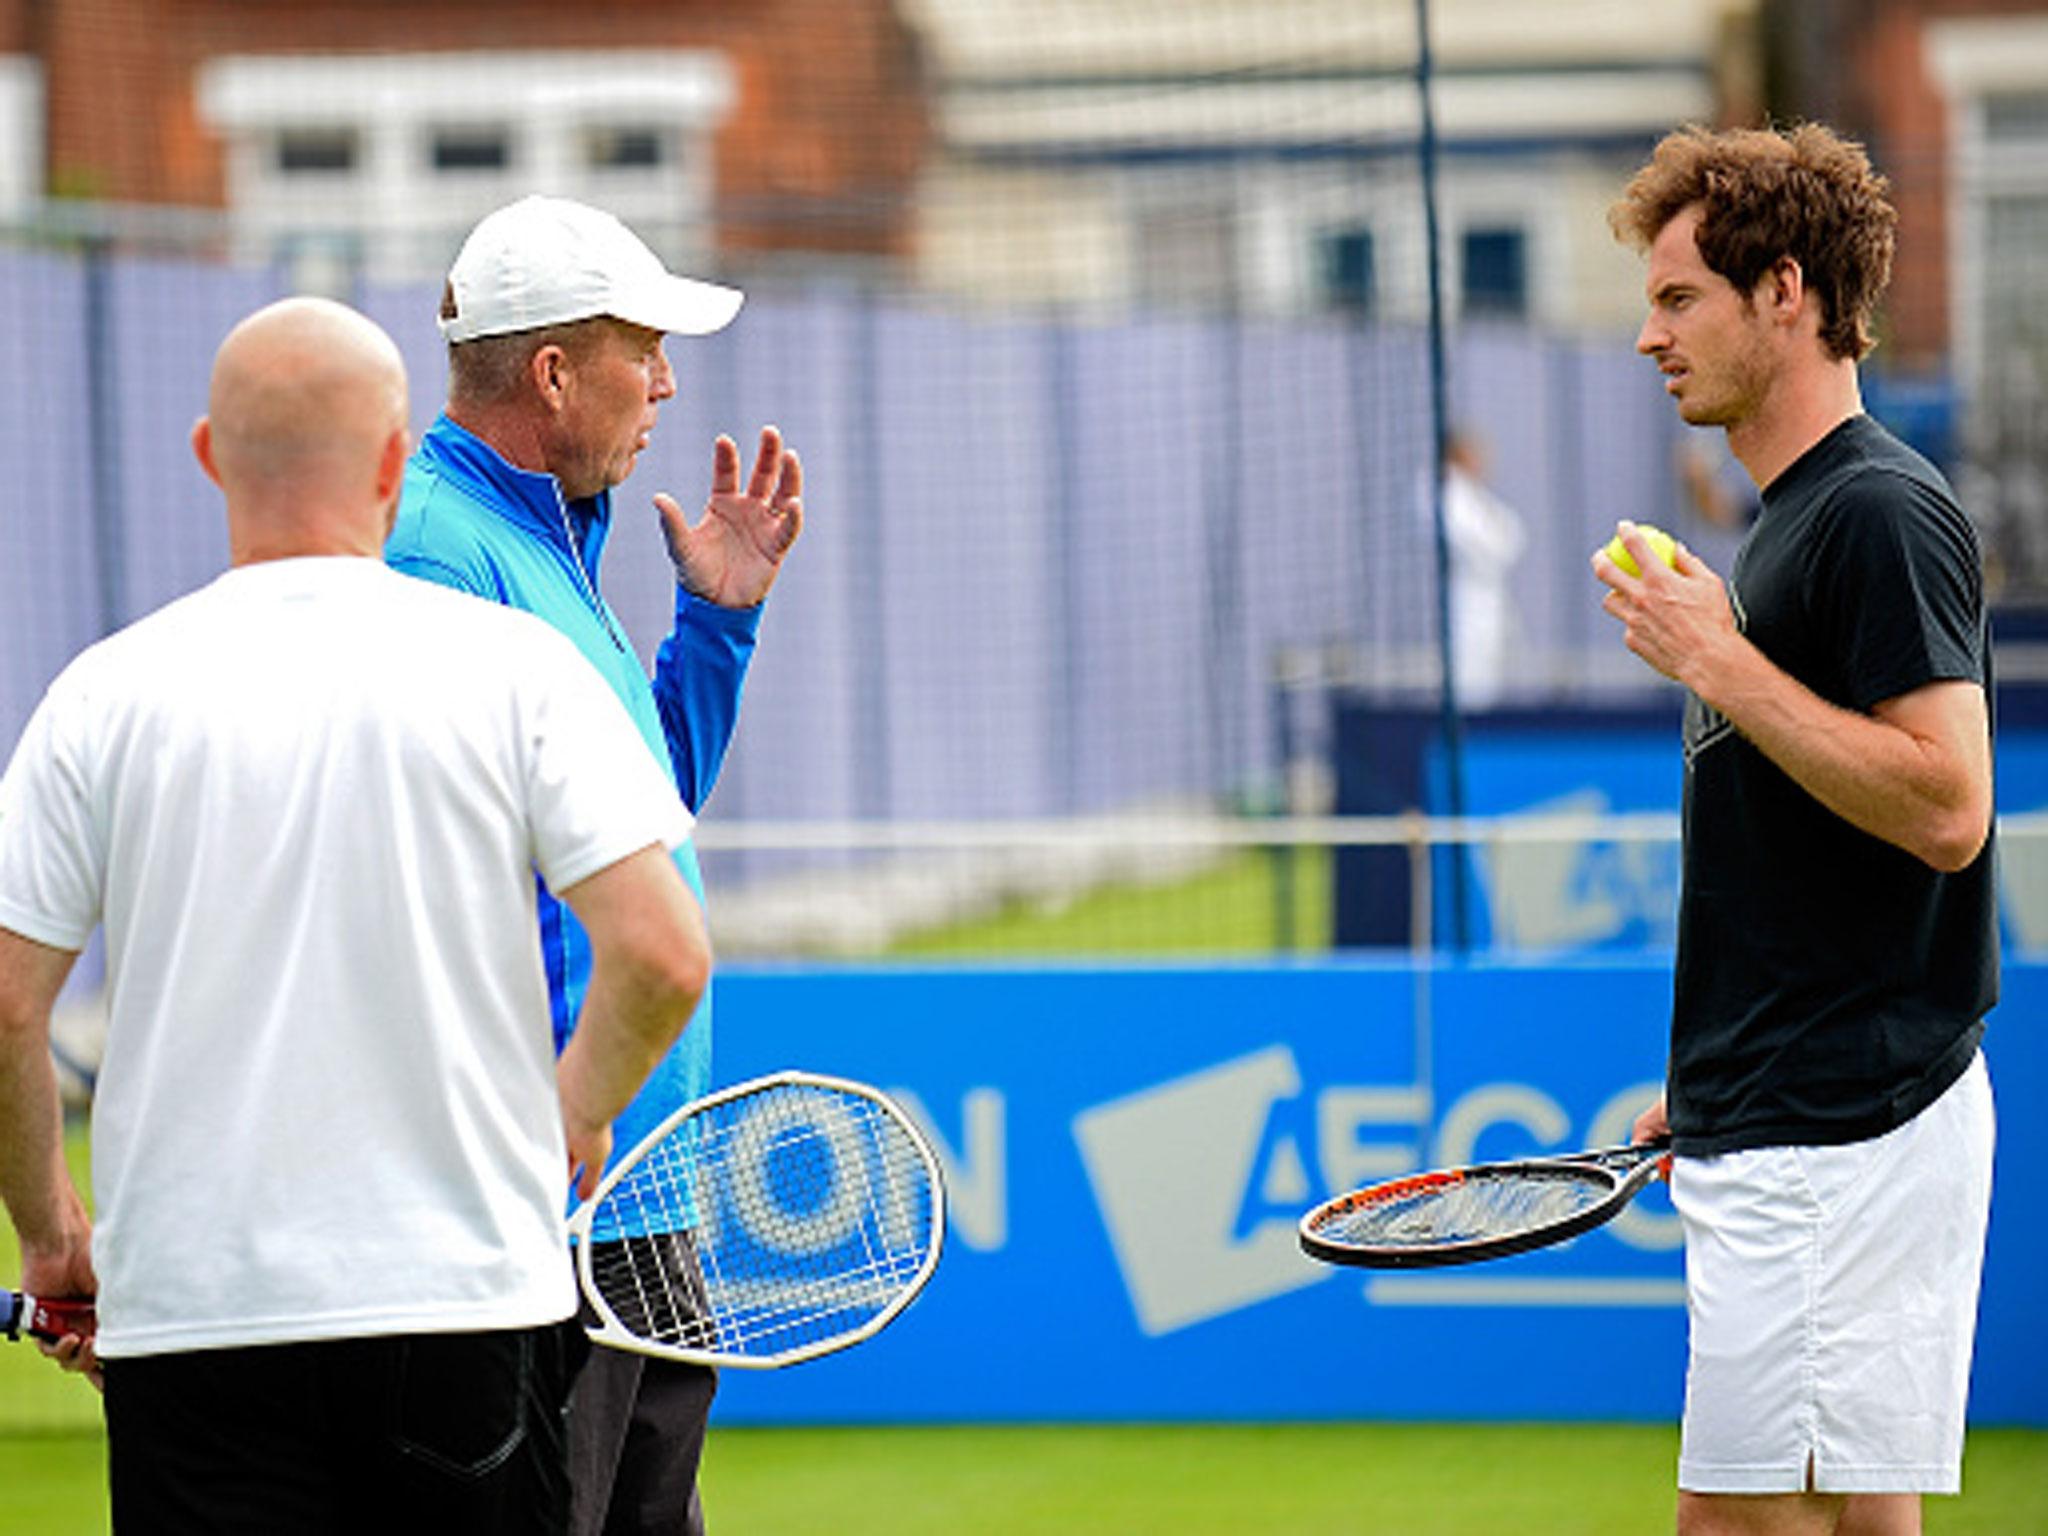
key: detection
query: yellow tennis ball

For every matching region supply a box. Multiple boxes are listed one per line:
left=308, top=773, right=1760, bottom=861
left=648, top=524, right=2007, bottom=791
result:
left=1603, top=524, right=1678, bottom=578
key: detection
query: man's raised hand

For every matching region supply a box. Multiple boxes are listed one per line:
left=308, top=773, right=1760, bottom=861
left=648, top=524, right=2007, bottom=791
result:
left=658, top=426, right=804, bottom=608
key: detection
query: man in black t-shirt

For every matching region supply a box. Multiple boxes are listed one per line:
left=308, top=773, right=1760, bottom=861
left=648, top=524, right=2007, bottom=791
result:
left=1597, top=125, right=1997, bottom=1536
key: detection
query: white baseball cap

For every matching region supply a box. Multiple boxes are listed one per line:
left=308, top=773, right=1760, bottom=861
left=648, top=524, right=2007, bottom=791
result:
left=438, top=194, right=744, bottom=343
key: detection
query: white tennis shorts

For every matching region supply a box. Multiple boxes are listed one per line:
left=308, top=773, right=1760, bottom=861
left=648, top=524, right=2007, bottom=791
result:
left=1671, top=1051, right=1995, bottom=1495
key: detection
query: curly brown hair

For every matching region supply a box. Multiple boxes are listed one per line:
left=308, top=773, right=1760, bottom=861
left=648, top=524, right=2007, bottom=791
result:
left=1609, top=122, right=1896, bottom=361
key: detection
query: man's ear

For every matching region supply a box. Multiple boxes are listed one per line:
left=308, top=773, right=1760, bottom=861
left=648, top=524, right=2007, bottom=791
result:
left=373, top=423, right=409, bottom=505
left=376, top=425, right=409, bottom=542
left=530, top=343, right=570, bottom=412
left=1761, top=255, right=1807, bottom=328
left=191, top=417, right=223, bottom=489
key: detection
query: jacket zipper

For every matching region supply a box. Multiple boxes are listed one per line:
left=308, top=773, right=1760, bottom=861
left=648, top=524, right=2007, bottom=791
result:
left=556, top=495, right=628, bottom=654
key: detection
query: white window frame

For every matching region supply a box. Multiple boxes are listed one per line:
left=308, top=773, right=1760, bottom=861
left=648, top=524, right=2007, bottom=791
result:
left=198, top=50, right=735, bottom=285
left=1928, top=16, right=2048, bottom=412
left=0, top=57, right=42, bottom=220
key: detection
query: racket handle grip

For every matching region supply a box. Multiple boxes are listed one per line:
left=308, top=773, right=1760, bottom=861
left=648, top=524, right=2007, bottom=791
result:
left=7, top=1294, right=97, bottom=1344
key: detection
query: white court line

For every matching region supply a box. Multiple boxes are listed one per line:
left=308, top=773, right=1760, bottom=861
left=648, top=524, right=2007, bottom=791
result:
left=1366, top=1276, right=1686, bottom=1308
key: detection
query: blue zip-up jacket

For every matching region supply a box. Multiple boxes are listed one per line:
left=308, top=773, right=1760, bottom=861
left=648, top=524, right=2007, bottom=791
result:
left=386, top=413, right=759, bottom=1179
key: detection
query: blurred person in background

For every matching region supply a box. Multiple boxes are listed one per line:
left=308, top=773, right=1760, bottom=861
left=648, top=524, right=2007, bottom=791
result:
left=387, top=194, right=803, bottom=1536
left=1431, top=426, right=1528, bottom=709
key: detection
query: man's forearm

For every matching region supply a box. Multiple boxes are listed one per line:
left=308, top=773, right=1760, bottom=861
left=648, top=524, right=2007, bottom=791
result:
left=0, top=932, right=85, bottom=1254
left=1686, top=640, right=1990, bottom=871
left=652, top=591, right=759, bottom=810
left=559, top=955, right=704, bottom=1137
left=0, top=1012, right=77, bottom=1253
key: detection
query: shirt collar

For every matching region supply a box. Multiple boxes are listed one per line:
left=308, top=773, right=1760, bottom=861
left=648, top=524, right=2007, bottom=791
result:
left=1759, top=413, right=1871, bottom=508
left=419, top=412, right=614, bottom=571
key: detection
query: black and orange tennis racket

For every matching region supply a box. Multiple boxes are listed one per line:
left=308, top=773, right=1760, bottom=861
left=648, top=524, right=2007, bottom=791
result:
left=1299, top=1138, right=1672, bottom=1269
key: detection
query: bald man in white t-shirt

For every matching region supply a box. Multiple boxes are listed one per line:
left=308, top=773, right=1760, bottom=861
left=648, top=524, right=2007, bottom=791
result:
left=0, top=297, right=711, bottom=1535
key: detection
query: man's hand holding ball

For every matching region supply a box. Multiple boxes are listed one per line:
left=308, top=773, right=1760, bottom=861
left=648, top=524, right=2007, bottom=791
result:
left=1592, top=520, right=1743, bottom=692
left=1597, top=521, right=1680, bottom=579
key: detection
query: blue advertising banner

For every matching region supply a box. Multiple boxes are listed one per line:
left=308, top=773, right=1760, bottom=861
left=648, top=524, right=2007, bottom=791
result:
left=708, top=961, right=2045, bottom=1426
left=1334, top=691, right=2048, bottom=956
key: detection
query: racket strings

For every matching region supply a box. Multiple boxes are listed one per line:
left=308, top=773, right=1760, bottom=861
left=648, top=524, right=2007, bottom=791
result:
left=589, top=1233, right=713, bottom=1348
left=587, top=1084, right=940, bottom=1361
left=1317, top=1168, right=1610, bottom=1248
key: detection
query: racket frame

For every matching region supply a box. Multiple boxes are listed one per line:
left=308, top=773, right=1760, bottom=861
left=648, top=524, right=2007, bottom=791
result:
left=1298, top=1138, right=1671, bottom=1269
left=566, top=1069, right=946, bottom=1369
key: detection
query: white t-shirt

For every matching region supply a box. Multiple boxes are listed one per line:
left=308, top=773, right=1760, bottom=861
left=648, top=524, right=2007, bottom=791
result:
left=0, top=558, right=692, bottom=1357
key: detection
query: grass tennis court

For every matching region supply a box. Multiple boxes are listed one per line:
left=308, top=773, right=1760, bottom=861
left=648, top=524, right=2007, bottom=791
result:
left=884, top=847, right=1334, bottom=957
left=3, top=1418, right=2045, bottom=1534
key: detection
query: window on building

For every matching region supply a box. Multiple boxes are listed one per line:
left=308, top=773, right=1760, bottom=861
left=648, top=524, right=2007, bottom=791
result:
left=1461, top=226, right=1528, bottom=318
left=1320, top=227, right=1376, bottom=315
left=584, top=125, right=670, bottom=171
left=1926, top=19, right=2048, bottom=593
left=430, top=126, right=511, bottom=173
left=1985, top=90, right=2048, bottom=139
left=1985, top=194, right=2048, bottom=378
left=1978, top=92, right=2048, bottom=414
left=275, top=128, right=357, bottom=175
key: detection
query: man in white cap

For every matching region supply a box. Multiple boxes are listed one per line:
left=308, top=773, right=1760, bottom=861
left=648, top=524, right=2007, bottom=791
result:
left=387, top=196, right=803, bottom=1536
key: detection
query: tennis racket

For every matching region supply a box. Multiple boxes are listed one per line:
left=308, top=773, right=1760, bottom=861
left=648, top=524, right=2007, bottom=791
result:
left=1299, top=1137, right=1672, bottom=1269
left=568, top=1070, right=945, bottom=1370
left=3, top=1291, right=95, bottom=1345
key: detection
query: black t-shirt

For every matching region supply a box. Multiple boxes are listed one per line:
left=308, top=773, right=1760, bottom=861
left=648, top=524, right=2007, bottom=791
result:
left=1670, top=414, right=1997, bottom=1155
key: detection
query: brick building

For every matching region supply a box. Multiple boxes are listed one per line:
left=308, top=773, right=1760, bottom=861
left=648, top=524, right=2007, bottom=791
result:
left=0, top=0, right=930, bottom=273
left=1766, top=0, right=2048, bottom=366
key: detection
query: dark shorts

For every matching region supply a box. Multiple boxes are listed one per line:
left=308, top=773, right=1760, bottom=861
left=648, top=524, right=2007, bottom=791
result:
left=103, top=1320, right=585, bottom=1536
